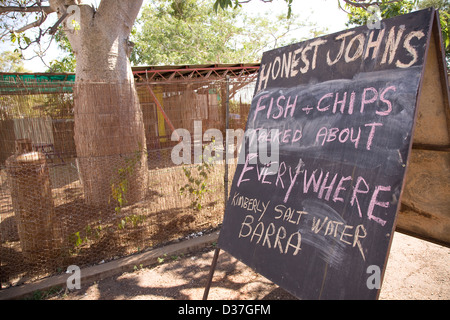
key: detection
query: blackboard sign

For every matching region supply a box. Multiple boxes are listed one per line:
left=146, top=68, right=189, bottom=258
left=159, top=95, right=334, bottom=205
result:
left=218, top=8, right=437, bottom=300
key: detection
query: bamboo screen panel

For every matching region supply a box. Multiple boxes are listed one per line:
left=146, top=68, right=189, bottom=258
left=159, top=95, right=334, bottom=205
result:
left=0, top=76, right=256, bottom=288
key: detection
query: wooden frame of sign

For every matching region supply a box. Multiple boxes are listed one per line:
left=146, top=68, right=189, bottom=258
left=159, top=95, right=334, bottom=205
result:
left=206, top=8, right=449, bottom=300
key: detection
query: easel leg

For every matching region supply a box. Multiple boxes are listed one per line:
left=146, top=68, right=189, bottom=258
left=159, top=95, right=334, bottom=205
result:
left=202, top=247, right=221, bottom=300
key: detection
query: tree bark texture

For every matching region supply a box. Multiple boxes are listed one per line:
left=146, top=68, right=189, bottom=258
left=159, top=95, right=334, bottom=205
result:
left=50, top=0, right=148, bottom=206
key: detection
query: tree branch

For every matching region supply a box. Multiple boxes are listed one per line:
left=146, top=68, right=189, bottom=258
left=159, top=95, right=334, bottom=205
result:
left=341, top=0, right=403, bottom=9
left=48, top=11, right=68, bottom=35
left=16, top=12, right=48, bottom=33
left=0, top=5, right=54, bottom=14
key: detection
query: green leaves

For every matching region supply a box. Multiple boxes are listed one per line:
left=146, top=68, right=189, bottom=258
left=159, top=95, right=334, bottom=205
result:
left=117, top=214, right=146, bottom=230
left=213, top=0, right=233, bottom=12
left=131, top=0, right=311, bottom=66
left=180, top=163, right=212, bottom=210
left=0, top=50, right=28, bottom=72
left=9, top=32, right=30, bottom=47
left=213, top=0, right=293, bottom=18
left=438, top=8, right=449, bottom=61
left=179, top=147, right=214, bottom=211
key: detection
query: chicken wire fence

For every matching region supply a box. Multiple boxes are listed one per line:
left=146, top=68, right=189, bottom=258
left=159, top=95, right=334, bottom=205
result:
left=0, top=75, right=256, bottom=288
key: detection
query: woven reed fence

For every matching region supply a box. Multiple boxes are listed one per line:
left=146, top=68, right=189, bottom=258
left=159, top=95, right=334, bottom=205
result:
left=0, top=76, right=255, bottom=288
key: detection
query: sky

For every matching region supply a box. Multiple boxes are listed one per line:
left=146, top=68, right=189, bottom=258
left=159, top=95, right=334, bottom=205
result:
left=1, top=0, right=349, bottom=72
left=244, top=0, right=348, bottom=34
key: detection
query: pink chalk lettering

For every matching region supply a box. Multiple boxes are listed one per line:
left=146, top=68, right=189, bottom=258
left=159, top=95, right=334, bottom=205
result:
left=255, top=162, right=266, bottom=181
left=276, top=161, right=287, bottom=188
left=316, top=127, right=328, bottom=146
left=266, top=97, right=274, bottom=119
left=284, top=159, right=304, bottom=203
left=333, top=175, right=352, bottom=203
left=377, top=86, right=396, bottom=116
left=303, top=169, right=323, bottom=194
left=282, top=129, right=292, bottom=144
left=361, top=87, right=378, bottom=113
left=326, top=127, right=339, bottom=143
left=262, top=165, right=273, bottom=184
left=333, top=91, right=347, bottom=114
left=292, top=130, right=302, bottom=144
left=338, top=128, right=350, bottom=143
left=350, top=176, right=370, bottom=218
left=302, top=105, right=313, bottom=114
left=237, top=153, right=257, bottom=187
left=318, top=172, right=338, bottom=201
left=364, top=122, right=383, bottom=150
left=284, top=95, right=298, bottom=118
left=367, top=185, right=391, bottom=226
left=317, top=92, right=333, bottom=112
left=316, top=126, right=361, bottom=149
left=350, top=126, right=361, bottom=148
left=254, top=94, right=270, bottom=122
left=273, top=95, right=285, bottom=119
left=348, top=91, right=356, bottom=114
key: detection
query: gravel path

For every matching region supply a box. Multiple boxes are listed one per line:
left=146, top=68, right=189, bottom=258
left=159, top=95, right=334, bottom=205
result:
left=48, top=231, right=449, bottom=300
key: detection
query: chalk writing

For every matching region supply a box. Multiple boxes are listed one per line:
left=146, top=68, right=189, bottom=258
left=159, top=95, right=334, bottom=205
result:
left=237, top=157, right=391, bottom=227
left=315, top=122, right=381, bottom=150
left=257, top=25, right=427, bottom=91
left=274, top=204, right=307, bottom=225
left=230, top=193, right=270, bottom=219
left=238, top=215, right=303, bottom=256
left=252, top=85, right=397, bottom=121
left=232, top=191, right=368, bottom=261
left=218, top=9, right=434, bottom=300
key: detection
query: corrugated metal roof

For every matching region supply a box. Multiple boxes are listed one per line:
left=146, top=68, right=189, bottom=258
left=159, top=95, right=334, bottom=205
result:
left=0, top=63, right=260, bottom=95
left=132, top=63, right=260, bottom=82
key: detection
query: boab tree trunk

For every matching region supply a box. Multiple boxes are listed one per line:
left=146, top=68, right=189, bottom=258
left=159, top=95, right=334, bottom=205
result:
left=50, top=0, right=147, bottom=206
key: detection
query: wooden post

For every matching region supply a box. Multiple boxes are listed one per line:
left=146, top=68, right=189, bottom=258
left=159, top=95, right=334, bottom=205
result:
left=6, top=151, right=61, bottom=265
left=15, top=138, right=33, bottom=154
left=202, top=247, right=221, bottom=300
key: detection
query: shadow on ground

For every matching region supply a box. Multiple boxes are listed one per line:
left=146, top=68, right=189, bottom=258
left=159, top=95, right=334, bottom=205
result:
left=49, top=247, right=297, bottom=300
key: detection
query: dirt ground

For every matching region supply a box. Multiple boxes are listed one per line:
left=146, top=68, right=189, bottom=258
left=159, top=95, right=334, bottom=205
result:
left=48, top=231, right=449, bottom=300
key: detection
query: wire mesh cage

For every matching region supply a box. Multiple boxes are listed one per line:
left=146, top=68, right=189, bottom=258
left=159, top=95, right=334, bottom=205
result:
left=0, top=72, right=257, bottom=288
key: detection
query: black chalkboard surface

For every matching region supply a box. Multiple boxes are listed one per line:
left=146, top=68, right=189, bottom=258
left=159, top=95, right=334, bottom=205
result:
left=218, top=8, right=436, bottom=300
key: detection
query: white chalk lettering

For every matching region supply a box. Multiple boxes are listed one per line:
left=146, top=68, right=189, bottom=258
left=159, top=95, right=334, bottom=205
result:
left=254, top=25, right=425, bottom=92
